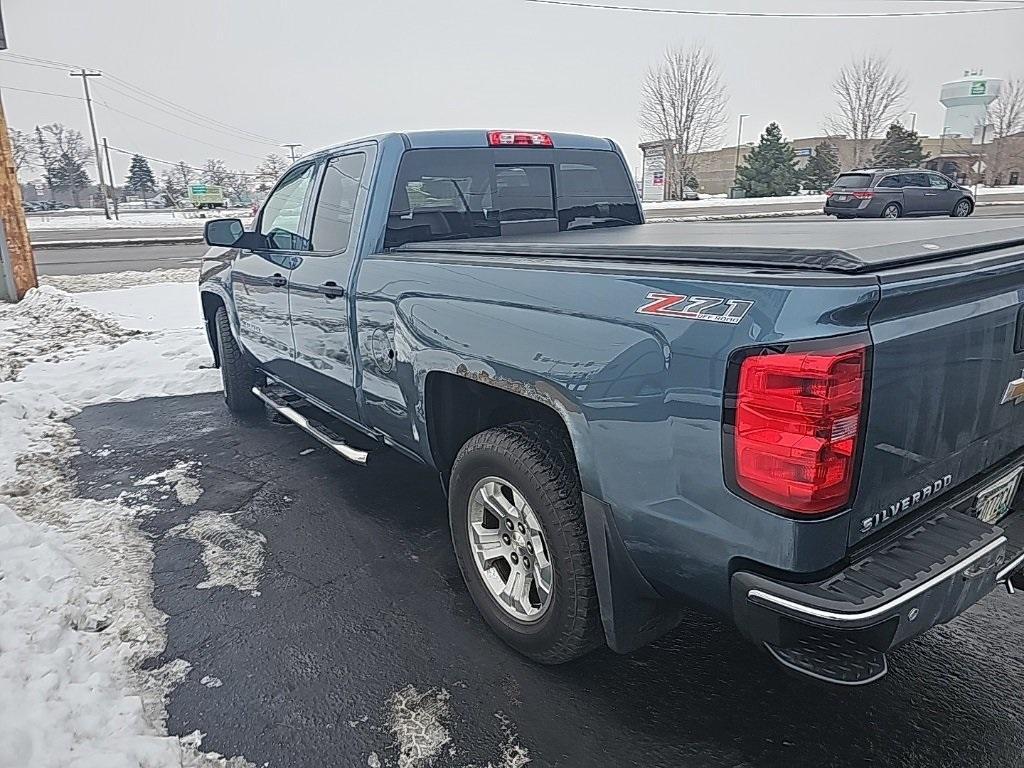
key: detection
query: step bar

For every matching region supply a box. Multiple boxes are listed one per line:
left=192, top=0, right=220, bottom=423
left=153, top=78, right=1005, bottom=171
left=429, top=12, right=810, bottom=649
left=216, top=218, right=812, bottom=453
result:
left=252, top=386, right=369, bottom=465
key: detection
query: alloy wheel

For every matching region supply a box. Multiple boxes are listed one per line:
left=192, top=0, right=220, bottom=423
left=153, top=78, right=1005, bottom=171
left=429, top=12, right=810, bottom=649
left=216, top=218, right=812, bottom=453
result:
left=467, top=476, right=554, bottom=622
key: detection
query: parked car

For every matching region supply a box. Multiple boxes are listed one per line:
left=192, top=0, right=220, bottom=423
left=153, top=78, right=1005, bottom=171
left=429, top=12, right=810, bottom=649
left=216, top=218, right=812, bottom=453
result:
left=825, top=169, right=974, bottom=219
left=200, top=129, right=1024, bottom=686
left=681, top=185, right=700, bottom=200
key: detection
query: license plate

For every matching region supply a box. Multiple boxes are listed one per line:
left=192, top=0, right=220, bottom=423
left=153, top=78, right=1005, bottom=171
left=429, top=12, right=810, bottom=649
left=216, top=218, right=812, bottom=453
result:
left=975, top=466, right=1024, bottom=524
left=835, top=194, right=850, bottom=202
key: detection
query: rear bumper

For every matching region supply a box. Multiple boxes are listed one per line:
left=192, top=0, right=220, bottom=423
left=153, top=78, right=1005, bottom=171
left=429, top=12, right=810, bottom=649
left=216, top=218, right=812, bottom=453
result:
left=731, top=508, right=1019, bottom=657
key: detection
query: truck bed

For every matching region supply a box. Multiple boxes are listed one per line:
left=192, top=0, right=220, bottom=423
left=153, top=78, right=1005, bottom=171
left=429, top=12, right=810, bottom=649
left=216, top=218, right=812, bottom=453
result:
left=399, top=218, right=1024, bottom=274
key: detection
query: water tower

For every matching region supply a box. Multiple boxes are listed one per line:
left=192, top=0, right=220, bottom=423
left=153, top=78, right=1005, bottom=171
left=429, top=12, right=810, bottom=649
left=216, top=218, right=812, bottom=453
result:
left=940, top=71, right=1002, bottom=139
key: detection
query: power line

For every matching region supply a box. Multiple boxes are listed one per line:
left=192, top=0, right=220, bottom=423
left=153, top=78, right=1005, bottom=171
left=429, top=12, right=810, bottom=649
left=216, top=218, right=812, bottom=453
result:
left=0, top=84, right=83, bottom=101
left=0, top=51, right=285, bottom=145
left=105, top=144, right=264, bottom=177
left=91, top=79, right=281, bottom=148
left=524, top=0, right=1024, bottom=17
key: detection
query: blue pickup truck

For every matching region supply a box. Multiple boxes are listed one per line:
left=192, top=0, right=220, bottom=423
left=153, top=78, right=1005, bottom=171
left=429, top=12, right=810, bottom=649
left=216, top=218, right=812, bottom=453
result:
left=199, top=130, right=1024, bottom=685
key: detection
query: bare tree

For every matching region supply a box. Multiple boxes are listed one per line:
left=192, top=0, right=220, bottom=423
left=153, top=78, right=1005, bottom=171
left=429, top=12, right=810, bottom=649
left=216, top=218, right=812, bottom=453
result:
left=255, top=153, right=287, bottom=192
left=639, top=43, right=727, bottom=199
left=35, top=123, right=93, bottom=205
left=986, top=76, right=1024, bottom=185
left=827, top=53, right=907, bottom=168
left=9, top=128, right=35, bottom=178
left=224, top=170, right=255, bottom=203
left=202, top=158, right=232, bottom=186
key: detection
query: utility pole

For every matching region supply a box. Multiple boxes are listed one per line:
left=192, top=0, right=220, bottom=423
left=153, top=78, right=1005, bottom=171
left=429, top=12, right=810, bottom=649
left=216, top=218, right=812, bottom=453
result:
left=282, top=143, right=302, bottom=162
left=908, top=112, right=917, bottom=133
left=69, top=69, right=111, bottom=220
left=732, top=114, right=749, bottom=196
left=0, top=3, right=38, bottom=301
left=102, top=137, right=118, bottom=220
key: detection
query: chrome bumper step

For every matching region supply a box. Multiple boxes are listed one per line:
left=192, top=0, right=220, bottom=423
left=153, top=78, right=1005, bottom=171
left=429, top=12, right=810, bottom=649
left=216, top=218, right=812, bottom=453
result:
left=252, top=386, right=369, bottom=465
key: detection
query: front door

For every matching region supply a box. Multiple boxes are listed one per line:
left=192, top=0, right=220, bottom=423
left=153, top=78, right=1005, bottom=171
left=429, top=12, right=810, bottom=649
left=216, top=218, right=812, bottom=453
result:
left=927, top=172, right=958, bottom=214
left=231, top=162, right=317, bottom=376
left=288, top=147, right=374, bottom=420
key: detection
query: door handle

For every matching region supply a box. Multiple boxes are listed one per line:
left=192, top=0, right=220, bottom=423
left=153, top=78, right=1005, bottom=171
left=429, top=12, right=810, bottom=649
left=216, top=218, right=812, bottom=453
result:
left=924, top=192, right=938, bottom=196
left=269, top=273, right=287, bottom=288
left=320, top=281, right=345, bottom=300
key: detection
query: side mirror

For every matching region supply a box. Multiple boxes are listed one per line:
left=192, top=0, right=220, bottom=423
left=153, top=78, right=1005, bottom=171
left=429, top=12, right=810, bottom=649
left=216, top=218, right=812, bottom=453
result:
left=204, top=218, right=245, bottom=247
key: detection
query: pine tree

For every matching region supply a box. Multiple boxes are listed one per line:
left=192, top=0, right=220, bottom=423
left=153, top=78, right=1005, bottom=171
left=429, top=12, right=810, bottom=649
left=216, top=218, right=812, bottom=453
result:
left=869, top=123, right=928, bottom=169
left=125, top=154, right=156, bottom=197
left=735, top=122, right=801, bottom=197
left=801, top=141, right=841, bottom=193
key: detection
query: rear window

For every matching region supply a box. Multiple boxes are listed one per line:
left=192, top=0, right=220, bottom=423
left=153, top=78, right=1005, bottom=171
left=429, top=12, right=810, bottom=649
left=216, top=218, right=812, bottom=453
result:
left=384, top=148, right=641, bottom=248
left=831, top=174, right=874, bottom=190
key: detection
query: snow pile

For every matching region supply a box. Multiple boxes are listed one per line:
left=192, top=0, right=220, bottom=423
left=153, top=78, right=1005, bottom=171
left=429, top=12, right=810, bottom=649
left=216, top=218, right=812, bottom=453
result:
left=26, top=210, right=247, bottom=231
left=0, top=281, right=248, bottom=767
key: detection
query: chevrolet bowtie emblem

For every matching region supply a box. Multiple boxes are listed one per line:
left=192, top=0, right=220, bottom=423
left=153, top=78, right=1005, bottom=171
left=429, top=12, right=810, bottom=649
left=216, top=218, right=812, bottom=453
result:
left=1001, top=371, right=1024, bottom=405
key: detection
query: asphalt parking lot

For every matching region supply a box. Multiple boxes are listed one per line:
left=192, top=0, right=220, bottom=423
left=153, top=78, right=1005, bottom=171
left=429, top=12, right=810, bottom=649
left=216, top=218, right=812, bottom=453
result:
left=71, top=393, right=1024, bottom=768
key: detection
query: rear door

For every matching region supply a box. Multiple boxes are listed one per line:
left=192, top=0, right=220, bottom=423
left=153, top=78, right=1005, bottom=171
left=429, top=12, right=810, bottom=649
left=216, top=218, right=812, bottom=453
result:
left=900, top=172, right=932, bottom=215
left=287, top=145, right=376, bottom=420
left=828, top=173, right=874, bottom=211
left=850, top=247, right=1024, bottom=544
left=232, top=162, right=317, bottom=374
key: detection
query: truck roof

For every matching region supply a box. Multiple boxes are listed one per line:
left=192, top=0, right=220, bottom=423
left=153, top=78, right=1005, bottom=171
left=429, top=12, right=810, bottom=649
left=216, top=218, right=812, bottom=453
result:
left=402, top=218, right=1024, bottom=274
left=305, top=130, right=618, bottom=160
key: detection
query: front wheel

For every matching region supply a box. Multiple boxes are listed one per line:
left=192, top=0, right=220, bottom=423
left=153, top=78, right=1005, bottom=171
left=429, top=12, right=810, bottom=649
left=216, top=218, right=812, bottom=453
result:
left=951, top=198, right=973, bottom=217
left=214, top=306, right=263, bottom=414
left=449, top=422, right=603, bottom=664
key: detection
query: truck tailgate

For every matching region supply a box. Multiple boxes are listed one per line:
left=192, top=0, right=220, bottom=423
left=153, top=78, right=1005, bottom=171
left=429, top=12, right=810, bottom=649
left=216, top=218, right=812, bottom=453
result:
left=853, top=242, right=1024, bottom=545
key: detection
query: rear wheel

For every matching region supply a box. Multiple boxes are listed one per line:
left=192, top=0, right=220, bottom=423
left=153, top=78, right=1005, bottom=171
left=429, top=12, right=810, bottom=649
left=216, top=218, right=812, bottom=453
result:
left=214, top=306, right=263, bottom=415
left=951, top=198, right=973, bottom=217
left=449, top=422, right=603, bottom=664
left=881, top=202, right=902, bottom=219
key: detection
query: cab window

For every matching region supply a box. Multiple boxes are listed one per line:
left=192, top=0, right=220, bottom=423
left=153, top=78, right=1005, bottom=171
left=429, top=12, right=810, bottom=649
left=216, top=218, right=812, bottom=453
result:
left=311, top=152, right=367, bottom=252
left=259, top=163, right=317, bottom=250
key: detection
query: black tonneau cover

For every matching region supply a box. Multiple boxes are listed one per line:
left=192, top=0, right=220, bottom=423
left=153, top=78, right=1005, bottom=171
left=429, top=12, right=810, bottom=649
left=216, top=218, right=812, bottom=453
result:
left=398, top=218, right=1024, bottom=273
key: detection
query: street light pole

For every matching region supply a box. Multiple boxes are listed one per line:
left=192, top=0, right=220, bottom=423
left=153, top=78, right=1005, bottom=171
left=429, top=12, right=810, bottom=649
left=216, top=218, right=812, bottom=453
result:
left=282, top=143, right=302, bottom=162
left=733, top=114, right=749, bottom=193
left=69, top=69, right=111, bottom=220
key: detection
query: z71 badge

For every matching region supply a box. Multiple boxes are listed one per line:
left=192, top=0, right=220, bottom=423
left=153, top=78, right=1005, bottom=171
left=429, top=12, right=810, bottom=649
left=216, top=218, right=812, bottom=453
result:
left=636, top=292, right=754, bottom=325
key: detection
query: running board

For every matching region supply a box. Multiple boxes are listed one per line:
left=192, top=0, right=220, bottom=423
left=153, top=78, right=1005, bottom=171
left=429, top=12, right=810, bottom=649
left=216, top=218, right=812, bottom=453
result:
left=251, top=386, right=369, bottom=465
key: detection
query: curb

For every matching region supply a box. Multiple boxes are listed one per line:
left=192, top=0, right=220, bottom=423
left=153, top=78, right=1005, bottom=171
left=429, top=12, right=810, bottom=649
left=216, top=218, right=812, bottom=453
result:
left=31, top=235, right=205, bottom=249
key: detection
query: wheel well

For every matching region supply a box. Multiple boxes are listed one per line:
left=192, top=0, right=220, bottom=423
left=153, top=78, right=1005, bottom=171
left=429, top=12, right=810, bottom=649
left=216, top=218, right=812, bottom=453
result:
left=424, top=371, right=571, bottom=484
left=201, top=291, right=225, bottom=367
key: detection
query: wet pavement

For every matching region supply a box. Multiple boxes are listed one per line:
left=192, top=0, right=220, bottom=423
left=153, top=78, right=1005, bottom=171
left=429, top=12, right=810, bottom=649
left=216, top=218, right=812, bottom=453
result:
left=71, top=394, right=1024, bottom=768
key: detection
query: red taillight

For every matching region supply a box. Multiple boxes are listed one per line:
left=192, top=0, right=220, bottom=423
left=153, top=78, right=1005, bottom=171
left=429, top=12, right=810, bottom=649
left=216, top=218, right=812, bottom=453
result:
left=825, top=189, right=835, bottom=197
left=733, top=344, right=866, bottom=514
left=851, top=190, right=874, bottom=200
left=487, top=131, right=554, bottom=147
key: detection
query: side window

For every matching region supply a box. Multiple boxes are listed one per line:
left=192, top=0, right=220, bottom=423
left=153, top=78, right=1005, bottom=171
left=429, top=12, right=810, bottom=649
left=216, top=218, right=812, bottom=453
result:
left=903, top=173, right=930, bottom=188
left=311, top=152, right=367, bottom=252
left=259, top=163, right=317, bottom=250
left=929, top=174, right=949, bottom=189
left=876, top=176, right=901, bottom=189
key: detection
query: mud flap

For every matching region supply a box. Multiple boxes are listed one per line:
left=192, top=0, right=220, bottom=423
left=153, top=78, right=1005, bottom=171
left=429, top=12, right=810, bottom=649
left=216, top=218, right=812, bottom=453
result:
left=582, top=492, right=682, bottom=653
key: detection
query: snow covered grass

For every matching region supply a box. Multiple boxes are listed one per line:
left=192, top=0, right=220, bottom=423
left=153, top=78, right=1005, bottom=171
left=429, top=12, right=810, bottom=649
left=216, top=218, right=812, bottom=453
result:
left=0, top=281, right=252, bottom=767
left=26, top=210, right=251, bottom=231
left=41, top=268, right=201, bottom=294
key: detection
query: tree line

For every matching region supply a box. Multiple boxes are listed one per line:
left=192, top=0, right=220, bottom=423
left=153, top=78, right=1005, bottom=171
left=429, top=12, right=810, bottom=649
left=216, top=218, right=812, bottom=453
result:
left=11, top=125, right=290, bottom=207
left=640, top=44, right=1024, bottom=197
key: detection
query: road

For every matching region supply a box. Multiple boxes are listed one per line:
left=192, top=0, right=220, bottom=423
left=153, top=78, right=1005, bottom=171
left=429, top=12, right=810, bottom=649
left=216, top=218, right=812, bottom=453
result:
left=34, top=243, right=207, bottom=276
left=70, top=393, right=1024, bottom=768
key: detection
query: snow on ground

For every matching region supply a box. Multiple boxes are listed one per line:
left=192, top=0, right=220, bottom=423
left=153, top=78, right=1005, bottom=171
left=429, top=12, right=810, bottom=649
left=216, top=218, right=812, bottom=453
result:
left=26, top=210, right=250, bottom=231
left=41, top=268, right=201, bottom=294
left=0, top=280, right=253, bottom=767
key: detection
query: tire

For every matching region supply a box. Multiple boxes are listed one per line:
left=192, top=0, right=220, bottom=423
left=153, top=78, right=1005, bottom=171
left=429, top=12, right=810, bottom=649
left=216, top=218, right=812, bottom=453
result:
left=951, top=198, right=973, bottom=217
left=881, top=202, right=902, bottom=219
left=214, top=306, right=263, bottom=415
left=449, top=422, right=603, bottom=664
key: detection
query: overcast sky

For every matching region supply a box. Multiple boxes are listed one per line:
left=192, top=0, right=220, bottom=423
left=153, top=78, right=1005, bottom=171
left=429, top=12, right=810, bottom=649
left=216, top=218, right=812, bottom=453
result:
left=4, top=0, right=1021, bottom=181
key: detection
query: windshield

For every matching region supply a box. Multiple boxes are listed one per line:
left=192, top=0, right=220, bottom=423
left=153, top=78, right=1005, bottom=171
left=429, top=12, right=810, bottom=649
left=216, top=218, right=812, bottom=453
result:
left=385, top=148, right=641, bottom=248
